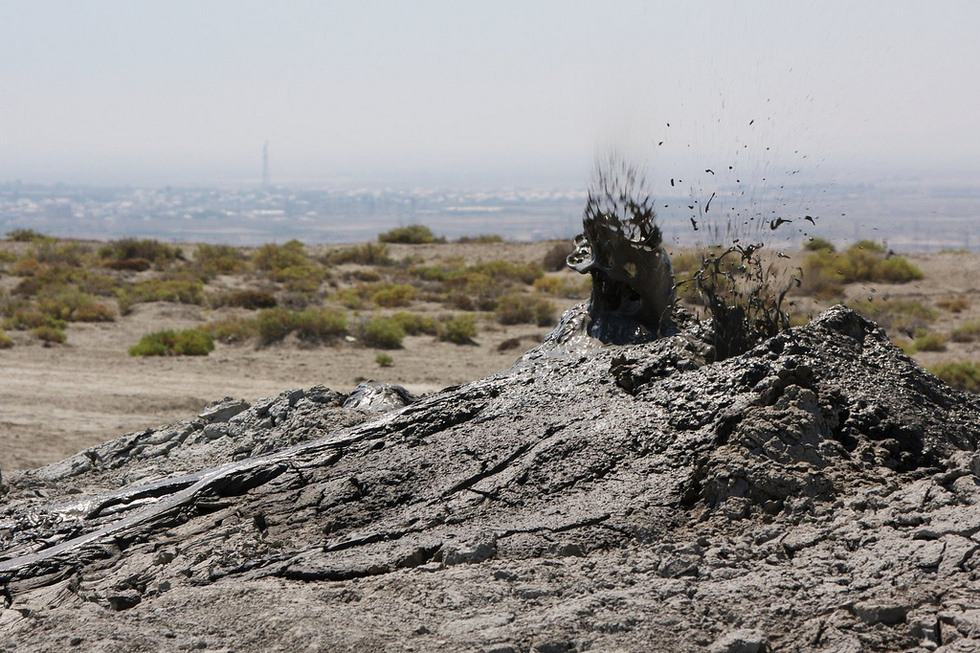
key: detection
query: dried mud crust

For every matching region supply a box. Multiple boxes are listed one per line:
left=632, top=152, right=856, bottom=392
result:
left=1, top=305, right=979, bottom=652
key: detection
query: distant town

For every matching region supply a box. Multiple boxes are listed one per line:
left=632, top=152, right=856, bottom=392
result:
left=0, top=177, right=976, bottom=252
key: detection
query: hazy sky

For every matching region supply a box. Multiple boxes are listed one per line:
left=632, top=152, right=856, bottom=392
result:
left=1, top=0, right=978, bottom=187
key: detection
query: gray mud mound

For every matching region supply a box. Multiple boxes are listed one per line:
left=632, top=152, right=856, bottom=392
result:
left=1, top=305, right=979, bottom=652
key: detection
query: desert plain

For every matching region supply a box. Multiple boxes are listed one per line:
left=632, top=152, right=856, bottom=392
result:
left=0, top=235, right=977, bottom=473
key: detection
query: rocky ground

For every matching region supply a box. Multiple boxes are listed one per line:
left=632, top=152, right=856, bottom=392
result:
left=1, top=304, right=978, bottom=652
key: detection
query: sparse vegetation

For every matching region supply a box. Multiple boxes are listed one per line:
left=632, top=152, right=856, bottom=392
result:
left=31, top=240, right=90, bottom=267
left=37, top=289, right=115, bottom=323
left=200, top=316, right=257, bottom=344
left=936, top=296, right=971, bottom=313
left=332, top=286, right=369, bottom=309
left=800, top=240, right=923, bottom=297
left=5, top=229, right=49, bottom=243
left=117, top=279, right=204, bottom=314
left=376, top=353, right=395, bottom=367
left=391, top=311, right=439, bottom=336
left=378, top=225, right=444, bottom=244
left=951, top=320, right=980, bottom=343
left=256, top=307, right=294, bottom=345
left=252, top=240, right=328, bottom=292
left=214, top=289, right=277, bottom=310
left=911, top=331, right=947, bottom=352
left=456, top=234, right=504, bottom=244
left=253, top=306, right=346, bottom=346
left=370, top=283, right=417, bottom=308
left=439, top=313, right=478, bottom=344
left=0, top=330, right=13, bottom=348
left=361, top=316, right=405, bottom=349
left=847, top=299, right=937, bottom=334
left=0, top=234, right=972, bottom=386
left=326, top=242, right=392, bottom=266
left=927, top=361, right=980, bottom=393
left=194, top=244, right=250, bottom=277
left=129, top=329, right=214, bottom=356
left=292, top=308, right=347, bottom=343
left=802, top=237, right=835, bottom=252
left=99, top=238, right=180, bottom=265
left=532, top=275, right=591, bottom=299
left=3, top=308, right=66, bottom=331
left=31, top=324, right=67, bottom=344
left=495, top=294, right=556, bottom=326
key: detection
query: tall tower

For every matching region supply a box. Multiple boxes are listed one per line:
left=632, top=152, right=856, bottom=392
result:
left=262, top=140, right=270, bottom=189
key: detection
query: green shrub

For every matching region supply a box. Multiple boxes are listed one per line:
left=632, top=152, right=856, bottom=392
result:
left=275, top=265, right=327, bottom=293
left=5, top=229, right=49, bottom=242
left=216, top=289, right=277, bottom=310
left=457, top=234, right=504, bottom=244
left=37, top=289, right=115, bottom=323
left=333, top=286, right=369, bottom=309
left=99, top=238, right=179, bottom=264
left=31, top=241, right=89, bottom=267
left=802, top=237, right=835, bottom=252
left=11, top=257, right=40, bottom=277
left=463, top=260, right=543, bottom=285
left=378, top=225, right=444, bottom=244
left=254, top=240, right=308, bottom=270
left=496, top=294, right=556, bottom=326
left=128, top=329, right=215, bottom=356
left=800, top=241, right=922, bottom=292
left=350, top=268, right=382, bottom=282
left=194, top=243, right=250, bottom=276
left=326, top=242, right=392, bottom=265
left=4, top=309, right=67, bottom=331
left=371, top=283, right=417, bottom=307
left=13, top=264, right=118, bottom=300
left=449, top=271, right=501, bottom=301
left=116, top=279, right=205, bottom=314
left=927, top=361, right=980, bottom=393
left=361, top=316, right=405, bottom=349
left=376, top=353, right=395, bottom=367
left=912, top=332, right=947, bottom=352
left=102, top=258, right=152, bottom=271
left=31, top=325, right=67, bottom=344
left=533, top=275, right=591, bottom=299
left=872, top=256, right=924, bottom=283
left=0, top=330, right=13, bottom=348
left=252, top=240, right=326, bottom=291
left=937, top=296, right=971, bottom=313
left=256, top=307, right=295, bottom=345
left=439, top=313, right=478, bottom=344
left=292, top=308, right=347, bottom=342
left=407, top=263, right=454, bottom=283
left=201, top=316, right=257, bottom=344
left=851, top=239, right=887, bottom=254
left=391, top=311, right=439, bottom=335
left=847, top=299, right=937, bottom=333
left=448, top=294, right=477, bottom=311
left=952, top=321, right=980, bottom=343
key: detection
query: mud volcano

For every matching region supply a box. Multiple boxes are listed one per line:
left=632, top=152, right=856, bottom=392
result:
left=2, top=201, right=979, bottom=651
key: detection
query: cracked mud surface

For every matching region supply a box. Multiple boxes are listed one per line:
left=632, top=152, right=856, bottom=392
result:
left=1, top=305, right=979, bottom=652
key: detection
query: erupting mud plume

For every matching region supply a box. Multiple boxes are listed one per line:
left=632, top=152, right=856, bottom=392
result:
left=567, top=156, right=676, bottom=344
left=570, top=153, right=798, bottom=359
